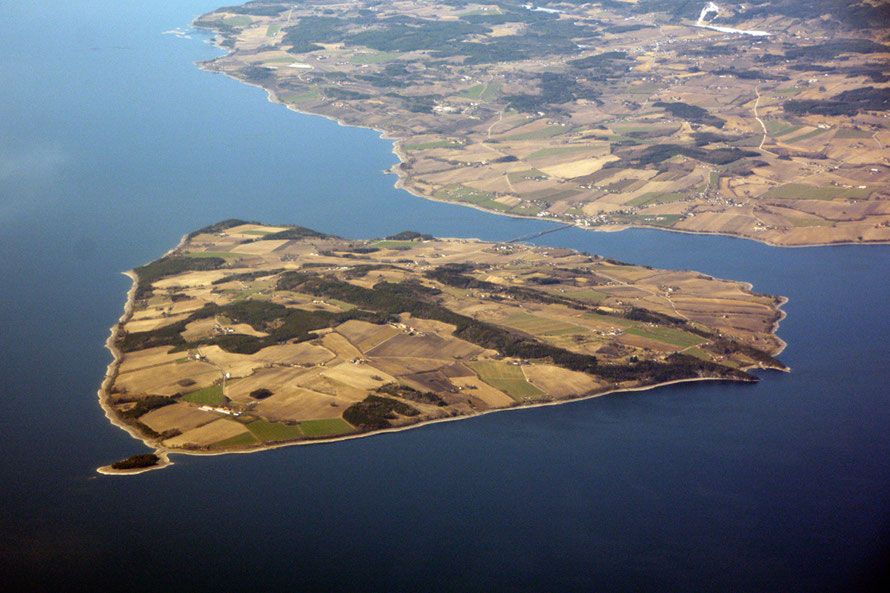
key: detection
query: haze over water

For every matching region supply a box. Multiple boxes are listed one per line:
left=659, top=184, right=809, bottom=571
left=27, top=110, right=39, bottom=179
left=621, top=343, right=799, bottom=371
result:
left=1, top=2, right=888, bottom=591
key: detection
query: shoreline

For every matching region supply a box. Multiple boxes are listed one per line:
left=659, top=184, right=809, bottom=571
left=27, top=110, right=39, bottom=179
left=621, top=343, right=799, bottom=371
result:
left=99, top=354, right=764, bottom=473
left=192, top=28, right=889, bottom=249
left=768, top=295, right=790, bottom=359
left=96, top=234, right=192, bottom=475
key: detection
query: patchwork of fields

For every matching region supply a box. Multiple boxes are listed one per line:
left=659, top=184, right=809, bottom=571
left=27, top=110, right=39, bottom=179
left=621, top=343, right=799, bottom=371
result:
left=194, top=0, right=890, bottom=246
left=102, top=221, right=787, bottom=467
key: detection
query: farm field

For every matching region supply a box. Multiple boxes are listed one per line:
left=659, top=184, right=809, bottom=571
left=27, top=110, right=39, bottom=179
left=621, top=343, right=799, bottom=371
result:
left=193, top=0, right=890, bottom=246
left=469, top=361, right=547, bottom=402
left=100, top=221, right=788, bottom=471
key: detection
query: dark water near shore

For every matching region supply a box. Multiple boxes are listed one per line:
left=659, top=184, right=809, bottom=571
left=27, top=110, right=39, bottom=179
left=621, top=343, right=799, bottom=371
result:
left=1, top=2, right=888, bottom=591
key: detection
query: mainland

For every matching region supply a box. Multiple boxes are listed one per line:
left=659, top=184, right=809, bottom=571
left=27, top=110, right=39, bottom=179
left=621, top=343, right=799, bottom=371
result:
left=191, top=0, right=890, bottom=246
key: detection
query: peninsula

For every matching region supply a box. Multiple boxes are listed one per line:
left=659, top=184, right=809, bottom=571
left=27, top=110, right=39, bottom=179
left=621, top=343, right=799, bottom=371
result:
left=193, top=0, right=890, bottom=246
left=99, top=220, right=786, bottom=472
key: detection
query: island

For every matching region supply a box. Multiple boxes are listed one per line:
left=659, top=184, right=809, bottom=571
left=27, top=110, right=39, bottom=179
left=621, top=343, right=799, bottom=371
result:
left=99, top=220, right=786, bottom=472
left=192, top=0, right=890, bottom=246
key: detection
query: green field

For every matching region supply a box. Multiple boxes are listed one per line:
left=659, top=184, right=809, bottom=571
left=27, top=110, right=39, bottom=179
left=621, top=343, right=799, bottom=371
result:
left=327, top=298, right=357, bottom=311
left=559, top=289, right=609, bottom=304
left=222, top=16, right=252, bottom=26
left=299, top=418, right=355, bottom=437
left=627, top=192, right=687, bottom=208
left=209, top=432, right=258, bottom=448
left=684, top=346, right=713, bottom=361
left=185, top=251, right=245, bottom=261
left=182, top=384, right=225, bottom=406
left=469, top=362, right=547, bottom=401
left=764, top=120, right=803, bottom=138
left=434, top=184, right=511, bottom=211
left=265, top=24, right=281, bottom=37
left=583, top=311, right=636, bottom=327
left=509, top=204, right=544, bottom=216
left=525, top=145, right=589, bottom=160
left=350, top=51, right=401, bottom=64
left=833, top=128, right=873, bottom=139
left=231, top=280, right=275, bottom=303
left=403, top=140, right=458, bottom=150
left=280, top=86, right=321, bottom=106
left=501, top=126, right=575, bottom=142
left=764, top=183, right=871, bottom=200
left=371, top=240, right=419, bottom=249
left=524, top=187, right=582, bottom=202
left=617, top=214, right=685, bottom=227
left=771, top=87, right=803, bottom=96
left=624, top=326, right=706, bottom=348
left=246, top=419, right=304, bottom=442
left=786, top=216, right=834, bottom=227
left=729, top=135, right=762, bottom=148
left=459, top=82, right=499, bottom=101
left=497, top=312, right=588, bottom=337
left=507, top=169, right=547, bottom=184
left=458, top=7, right=504, bottom=17
left=785, top=128, right=828, bottom=143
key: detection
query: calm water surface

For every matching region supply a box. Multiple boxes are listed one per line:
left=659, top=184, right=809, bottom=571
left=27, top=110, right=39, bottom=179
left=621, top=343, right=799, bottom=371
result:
left=1, top=2, right=888, bottom=591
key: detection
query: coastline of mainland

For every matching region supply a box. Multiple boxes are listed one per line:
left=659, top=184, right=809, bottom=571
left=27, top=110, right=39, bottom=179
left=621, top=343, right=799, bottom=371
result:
left=190, top=2, right=890, bottom=248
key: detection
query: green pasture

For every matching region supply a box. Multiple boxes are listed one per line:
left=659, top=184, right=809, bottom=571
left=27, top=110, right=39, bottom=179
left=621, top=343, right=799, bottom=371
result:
left=350, top=51, right=401, bottom=64
left=624, top=326, right=705, bottom=348
left=246, top=419, right=304, bottom=442
left=280, top=86, right=321, bottom=105
left=501, top=126, right=575, bottom=142
left=559, top=289, right=609, bottom=304
left=469, top=362, right=547, bottom=401
left=222, top=16, right=252, bottom=26
left=764, top=120, right=803, bottom=138
left=525, top=145, right=589, bottom=160
left=458, top=7, right=504, bottom=16
left=371, top=240, right=420, bottom=249
left=583, top=311, right=636, bottom=327
left=506, top=169, right=547, bottom=184
left=764, top=183, right=871, bottom=200
left=616, top=214, right=684, bottom=227
left=434, top=184, right=510, bottom=211
left=786, top=216, right=833, bottom=227
left=785, top=128, right=828, bottom=143
left=684, top=347, right=713, bottom=361
left=403, top=140, right=458, bottom=150
left=459, top=82, right=499, bottom=101
left=833, top=128, right=872, bottom=139
left=209, top=432, right=258, bottom=448
left=182, top=384, right=225, bottom=407
left=524, top=187, right=581, bottom=202
left=498, top=312, right=588, bottom=337
left=627, top=192, right=687, bottom=208
left=509, top=204, right=544, bottom=216
left=299, top=418, right=355, bottom=437
left=185, top=251, right=245, bottom=261
left=771, top=87, right=803, bottom=96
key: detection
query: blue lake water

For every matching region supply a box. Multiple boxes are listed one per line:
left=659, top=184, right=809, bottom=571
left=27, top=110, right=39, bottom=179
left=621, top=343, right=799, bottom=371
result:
left=1, top=2, right=888, bottom=591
